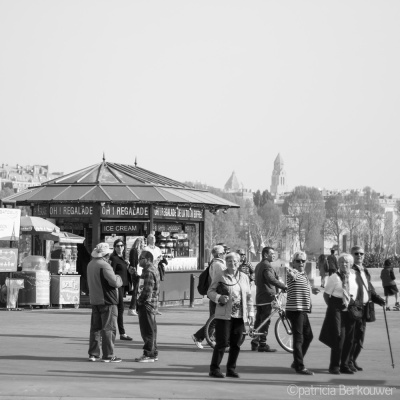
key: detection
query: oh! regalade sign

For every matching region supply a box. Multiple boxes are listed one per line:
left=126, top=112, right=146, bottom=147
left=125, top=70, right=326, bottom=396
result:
left=0, top=208, right=21, bottom=241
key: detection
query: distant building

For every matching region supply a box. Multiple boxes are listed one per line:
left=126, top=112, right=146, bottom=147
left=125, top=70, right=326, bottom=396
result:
left=270, top=153, right=287, bottom=197
left=0, top=164, right=63, bottom=193
left=223, top=171, right=253, bottom=202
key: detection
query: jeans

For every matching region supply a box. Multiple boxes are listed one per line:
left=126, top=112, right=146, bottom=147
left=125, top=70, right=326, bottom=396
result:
left=137, top=304, right=158, bottom=357
left=88, top=304, right=118, bottom=359
left=117, top=286, right=126, bottom=335
left=251, top=304, right=272, bottom=348
left=286, top=311, right=313, bottom=371
left=193, top=300, right=216, bottom=342
left=210, top=318, right=245, bottom=374
left=330, top=311, right=355, bottom=370
left=129, top=280, right=139, bottom=309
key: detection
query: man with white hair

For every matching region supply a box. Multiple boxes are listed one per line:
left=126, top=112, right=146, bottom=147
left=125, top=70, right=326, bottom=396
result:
left=87, top=242, right=123, bottom=363
left=191, top=245, right=226, bottom=349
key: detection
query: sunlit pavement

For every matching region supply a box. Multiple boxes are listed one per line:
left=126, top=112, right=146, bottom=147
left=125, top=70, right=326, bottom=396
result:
left=0, top=277, right=398, bottom=400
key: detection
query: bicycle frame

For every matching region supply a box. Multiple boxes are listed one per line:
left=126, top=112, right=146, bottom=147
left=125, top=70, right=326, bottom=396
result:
left=248, top=292, right=291, bottom=338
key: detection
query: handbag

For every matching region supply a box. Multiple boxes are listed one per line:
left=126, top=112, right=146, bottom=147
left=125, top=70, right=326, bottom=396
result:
left=361, top=278, right=376, bottom=323
left=347, top=297, right=363, bottom=322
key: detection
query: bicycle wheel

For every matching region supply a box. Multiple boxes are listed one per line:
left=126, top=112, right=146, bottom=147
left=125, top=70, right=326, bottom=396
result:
left=275, top=315, right=293, bottom=353
left=204, top=315, right=246, bottom=349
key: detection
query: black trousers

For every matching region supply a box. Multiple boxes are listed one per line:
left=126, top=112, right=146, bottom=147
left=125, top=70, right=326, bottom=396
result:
left=210, top=317, right=245, bottom=373
left=349, top=314, right=367, bottom=366
left=117, top=286, right=126, bottom=335
left=137, top=304, right=158, bottom=357
left=286, top=311, right=313, bottom=371
left=251, top=304, right=272, bottom=348
left=193, top=300, right=216, bottom=341
left=330, top=311, right=355, bottom=370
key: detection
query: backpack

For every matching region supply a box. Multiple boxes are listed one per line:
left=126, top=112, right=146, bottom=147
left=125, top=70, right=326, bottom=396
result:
left=197, top=260, right=214, bottom=295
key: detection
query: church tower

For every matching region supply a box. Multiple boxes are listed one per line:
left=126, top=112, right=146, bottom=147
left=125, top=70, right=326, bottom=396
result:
left=270, top=153, right=287, bottom=196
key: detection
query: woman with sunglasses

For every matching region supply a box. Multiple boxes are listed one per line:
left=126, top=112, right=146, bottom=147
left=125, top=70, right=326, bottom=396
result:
left=109, top=239, right=133, bottom=341
left=285, top=251, right=320, bottom=375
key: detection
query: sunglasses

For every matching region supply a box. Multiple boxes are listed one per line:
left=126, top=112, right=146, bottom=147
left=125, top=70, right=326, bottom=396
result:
left=354, top=252, right=364, bottom=256
left=116, top=244, right=124, bottom=248
left=239, top=254, right=245, bottom=256
left=295, top=259, right=306, bottom=263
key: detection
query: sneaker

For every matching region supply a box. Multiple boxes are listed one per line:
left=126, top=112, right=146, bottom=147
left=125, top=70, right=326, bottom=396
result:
left=134, top=355, right=155, bottom=363
left=296, top=368, right=314, bottom=375
left=102, top=356, right=122, bottom=363
left=191, top=334, right=203, bottom=349
left=152, top=355, right=159, bottom=361
left=128, top=309, right=138, bottom=316
left=120, top=334, right=133, bottom=341
left=386, top=307, right=391, bottom=311
left=88, top=355, right=100, bottom=362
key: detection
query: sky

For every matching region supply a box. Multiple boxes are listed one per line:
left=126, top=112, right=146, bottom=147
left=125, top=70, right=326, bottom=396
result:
left=1, top=1, right=399, bottom=196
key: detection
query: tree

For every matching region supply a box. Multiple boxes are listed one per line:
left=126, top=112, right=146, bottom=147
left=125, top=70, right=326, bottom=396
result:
left=325, top=195, right=347, bottom=253
left=341, top=191, right=363, bottom=249
left=360, top=187, right=384, bottom=253
left=0, top=187, right=15, bottom=199
left=283, top=186, right=325, bottom=251
left=253, top=189, right=273, bottom=209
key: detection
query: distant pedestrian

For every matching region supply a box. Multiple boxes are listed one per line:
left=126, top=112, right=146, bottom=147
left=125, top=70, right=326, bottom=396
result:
left=134, top=250, right=161, bottom=362
left=236, top=249, right=255, bottom=284
left=327, top=249, right=338, bottom=276
left=318, top=254, right=329, bottom=288
left=380, top=259, right=399, bottom=311
left=285, top=251, right=321, bottom=375
left=87, top=242, right=123, bottom=363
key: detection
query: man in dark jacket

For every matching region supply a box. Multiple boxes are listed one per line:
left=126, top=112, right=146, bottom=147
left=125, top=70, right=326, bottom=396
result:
left=347, top=246, right=385, bottom=373
left=87, top=242, right=123, bottom=363
left=251, top=246, right=287, bottom=352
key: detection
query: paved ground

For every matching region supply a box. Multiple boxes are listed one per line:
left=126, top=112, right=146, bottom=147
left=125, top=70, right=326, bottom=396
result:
left=0, top=278, right=399, bottom=400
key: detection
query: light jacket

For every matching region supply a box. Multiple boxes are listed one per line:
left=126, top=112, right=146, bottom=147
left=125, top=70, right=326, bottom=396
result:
left=207, top=269, right=254, bottom=322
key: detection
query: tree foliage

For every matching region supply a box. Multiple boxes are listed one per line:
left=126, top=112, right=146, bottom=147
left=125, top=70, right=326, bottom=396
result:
left=283, top=186, right=325, bottom=251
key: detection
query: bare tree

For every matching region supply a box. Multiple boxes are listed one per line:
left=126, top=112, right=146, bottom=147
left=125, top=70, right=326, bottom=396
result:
left=341, top=191, right=363, bottom=248
left=283, top=186, right=325, bottom=251
left=324, top=194, right=347, bottom=253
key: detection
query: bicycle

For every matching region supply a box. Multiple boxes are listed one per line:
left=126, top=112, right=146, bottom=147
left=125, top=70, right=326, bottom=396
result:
left=204, top=291, right=293, bottom=353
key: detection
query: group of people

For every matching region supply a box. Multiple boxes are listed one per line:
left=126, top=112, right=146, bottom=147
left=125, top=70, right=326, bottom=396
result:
left=87, top=235, right=163, bottom=363
left=192, top=244, right=389, bottom=378
left=86, top=235, right=391, bottom=376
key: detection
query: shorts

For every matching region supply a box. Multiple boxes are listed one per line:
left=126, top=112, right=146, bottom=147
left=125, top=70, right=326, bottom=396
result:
left=384, top=285, right=399, bottom=297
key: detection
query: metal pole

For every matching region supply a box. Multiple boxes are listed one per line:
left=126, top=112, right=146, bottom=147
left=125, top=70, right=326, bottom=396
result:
left=189, top=273, right=195, bottom=308
left=382, top=305, right=395, bottom=368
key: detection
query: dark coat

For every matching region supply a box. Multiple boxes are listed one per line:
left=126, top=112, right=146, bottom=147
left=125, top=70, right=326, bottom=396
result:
left=319, top=295, right=345, bottom=348
left=109, top=253, right=130, bottom=287
left=254, top=259, right=286, bottom=304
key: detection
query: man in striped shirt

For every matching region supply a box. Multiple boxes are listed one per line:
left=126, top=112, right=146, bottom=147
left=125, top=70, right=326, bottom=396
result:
left=285, top=251, right=320, bottom=375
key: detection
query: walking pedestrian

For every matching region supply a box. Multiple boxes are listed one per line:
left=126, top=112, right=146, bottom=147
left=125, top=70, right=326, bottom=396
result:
left=317, top=254, right=329, bottom=288
left=380, top=259, right=399, bottom=311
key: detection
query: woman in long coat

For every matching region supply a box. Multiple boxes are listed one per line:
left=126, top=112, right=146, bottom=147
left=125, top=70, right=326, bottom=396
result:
left=317, top=254, right=329, bottom=288
left=319, top=253, right=358, bottom=374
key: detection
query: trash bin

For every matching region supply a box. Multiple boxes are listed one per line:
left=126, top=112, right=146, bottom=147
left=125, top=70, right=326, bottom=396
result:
left=5, top=278, right=24, bottom=309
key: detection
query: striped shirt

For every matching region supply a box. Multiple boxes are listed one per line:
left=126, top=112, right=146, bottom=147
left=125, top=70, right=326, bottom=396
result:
left=286, top=271, right=311, bottom=312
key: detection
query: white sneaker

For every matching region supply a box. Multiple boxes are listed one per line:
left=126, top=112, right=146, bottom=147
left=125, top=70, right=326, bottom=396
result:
left=128, top=309, right=138, bottom=316
left=191, top=335, right=203, bottom=349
